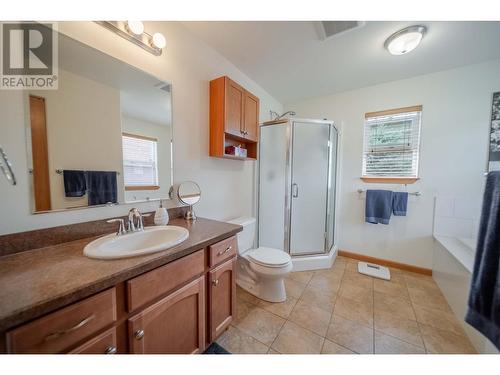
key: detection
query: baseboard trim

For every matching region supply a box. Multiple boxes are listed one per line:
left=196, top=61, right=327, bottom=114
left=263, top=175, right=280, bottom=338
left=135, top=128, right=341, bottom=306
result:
left=338, top=250, right=432, bottom=276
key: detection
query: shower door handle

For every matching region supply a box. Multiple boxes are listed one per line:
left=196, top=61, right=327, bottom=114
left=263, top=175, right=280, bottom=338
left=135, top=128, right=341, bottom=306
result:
left=292, top=183, right=299, bottom=198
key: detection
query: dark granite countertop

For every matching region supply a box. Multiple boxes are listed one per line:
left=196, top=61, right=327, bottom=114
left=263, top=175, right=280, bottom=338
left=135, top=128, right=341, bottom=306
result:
left=0, top=217, right=241, bottom=332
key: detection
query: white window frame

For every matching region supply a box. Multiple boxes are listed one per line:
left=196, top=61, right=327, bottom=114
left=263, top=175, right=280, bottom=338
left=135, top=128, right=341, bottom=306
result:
left=362, top=106, right=422, bottom=181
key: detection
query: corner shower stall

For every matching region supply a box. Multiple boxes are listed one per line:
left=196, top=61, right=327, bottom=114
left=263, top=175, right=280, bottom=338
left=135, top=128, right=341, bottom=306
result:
left=258, top=118, right=340, bottom=271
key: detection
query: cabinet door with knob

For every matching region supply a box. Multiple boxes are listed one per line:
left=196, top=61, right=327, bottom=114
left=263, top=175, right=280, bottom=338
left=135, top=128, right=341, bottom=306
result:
left=208, top=257, right=236, bottom=341
left=69, top=328, right=118, bottom=354
left=225, top=77, right=245, bottom=137
left=128, top=276, right=205, bottom=354
left=243, top=90, right=259, bottom=142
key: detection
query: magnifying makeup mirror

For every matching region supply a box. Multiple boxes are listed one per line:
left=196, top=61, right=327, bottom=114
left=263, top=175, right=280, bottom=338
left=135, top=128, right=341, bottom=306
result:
left=177, top=181, right=201, bottom=221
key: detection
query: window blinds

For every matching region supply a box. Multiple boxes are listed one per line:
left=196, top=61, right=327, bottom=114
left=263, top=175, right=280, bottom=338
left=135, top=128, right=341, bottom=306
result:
left=362, top=106, right=422, bottom=178
left=122, top=134, right=159, bottom=187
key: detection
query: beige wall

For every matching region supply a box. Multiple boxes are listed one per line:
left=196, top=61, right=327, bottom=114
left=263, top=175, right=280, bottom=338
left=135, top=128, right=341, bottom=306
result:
left=122, top=115, right=172, bottom=203
left=0, top=22, right=282, bottom=235
left=30, top=68, right=124, bottom=210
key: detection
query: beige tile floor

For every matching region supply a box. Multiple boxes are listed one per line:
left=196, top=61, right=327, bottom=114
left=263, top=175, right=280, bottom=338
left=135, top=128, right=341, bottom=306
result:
left=216, top=256, right=477, bottom=354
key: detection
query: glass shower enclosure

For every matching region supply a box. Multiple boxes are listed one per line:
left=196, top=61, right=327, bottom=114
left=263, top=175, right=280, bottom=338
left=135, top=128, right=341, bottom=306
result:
left=258, top=118, right=339, bottom=257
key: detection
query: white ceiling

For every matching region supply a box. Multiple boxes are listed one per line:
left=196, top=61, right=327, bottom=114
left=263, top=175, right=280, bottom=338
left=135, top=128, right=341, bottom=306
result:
left=183, top=21, right=500, bottom=104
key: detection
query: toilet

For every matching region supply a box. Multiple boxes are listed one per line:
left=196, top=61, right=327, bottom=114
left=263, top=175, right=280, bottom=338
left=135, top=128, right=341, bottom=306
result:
left=228, top=217, right=293, bottom=303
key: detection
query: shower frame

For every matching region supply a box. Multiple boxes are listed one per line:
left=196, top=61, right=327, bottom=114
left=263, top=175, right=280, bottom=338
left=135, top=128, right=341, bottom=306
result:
left=257, top=118, right=341, bottom=259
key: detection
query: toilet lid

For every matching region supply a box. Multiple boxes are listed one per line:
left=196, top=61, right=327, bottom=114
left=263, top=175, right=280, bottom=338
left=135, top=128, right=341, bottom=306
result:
left=248, top=247, right=291, bottom=268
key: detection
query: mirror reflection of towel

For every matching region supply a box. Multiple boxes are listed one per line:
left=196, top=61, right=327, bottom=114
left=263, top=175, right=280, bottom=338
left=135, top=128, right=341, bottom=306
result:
left=86, top=171, right=117, bottom=206
left=63, top=170, right=87, bottom=197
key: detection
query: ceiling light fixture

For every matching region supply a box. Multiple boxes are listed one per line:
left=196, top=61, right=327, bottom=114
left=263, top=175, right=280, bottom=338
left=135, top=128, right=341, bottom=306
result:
left=96, top=21, right=166, bottom=56
left=384, top=25, right=427, bottom=55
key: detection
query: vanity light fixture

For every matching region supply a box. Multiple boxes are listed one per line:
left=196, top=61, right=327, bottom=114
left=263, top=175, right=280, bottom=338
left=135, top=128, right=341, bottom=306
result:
left=384, top=25, right=427, bottom=55
left=96, top=21, right=166, bottom=56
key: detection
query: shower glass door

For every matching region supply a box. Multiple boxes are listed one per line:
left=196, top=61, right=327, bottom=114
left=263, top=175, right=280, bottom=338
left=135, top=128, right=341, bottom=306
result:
left=289, top=121, right=331, bottom=256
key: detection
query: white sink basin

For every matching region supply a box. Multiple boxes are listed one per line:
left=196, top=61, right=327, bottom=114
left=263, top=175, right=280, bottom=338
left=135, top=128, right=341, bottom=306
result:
left=84, top=226, right=189, bottom=260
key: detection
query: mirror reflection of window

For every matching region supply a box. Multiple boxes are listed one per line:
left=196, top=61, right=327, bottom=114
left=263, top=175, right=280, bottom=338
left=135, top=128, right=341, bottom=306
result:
left=122, top=133, right=159, bottom=191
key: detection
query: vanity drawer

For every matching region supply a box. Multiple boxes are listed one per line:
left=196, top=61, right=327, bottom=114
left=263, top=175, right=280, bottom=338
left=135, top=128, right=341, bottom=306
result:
left=6, top=287, right=117, bottom=353
left=127, top=249, right=205, bottom=312
left=69, top=327, right=117, bottom=354
left=209, top=236, right=237, bottom=267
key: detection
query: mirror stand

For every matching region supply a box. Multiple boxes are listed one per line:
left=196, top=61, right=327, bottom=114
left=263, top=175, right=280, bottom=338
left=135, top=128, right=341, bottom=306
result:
left=185, top=205, right=197, bottom=221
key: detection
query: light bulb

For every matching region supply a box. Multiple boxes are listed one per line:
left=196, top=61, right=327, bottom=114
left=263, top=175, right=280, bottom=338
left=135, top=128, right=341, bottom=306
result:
left=152, top=33, right=166, bottom=49
left=127, top=21, right=144, bottom=35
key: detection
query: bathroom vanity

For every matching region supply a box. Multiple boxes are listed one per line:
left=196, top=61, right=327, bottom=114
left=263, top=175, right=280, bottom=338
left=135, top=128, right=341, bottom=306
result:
left=0, top=217, right=241, bottom=354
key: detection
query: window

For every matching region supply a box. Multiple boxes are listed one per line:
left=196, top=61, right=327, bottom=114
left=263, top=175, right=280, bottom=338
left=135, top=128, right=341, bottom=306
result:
left=122, top=133, right=159, bottom=190
left=362, top=105, right=422, bottom=183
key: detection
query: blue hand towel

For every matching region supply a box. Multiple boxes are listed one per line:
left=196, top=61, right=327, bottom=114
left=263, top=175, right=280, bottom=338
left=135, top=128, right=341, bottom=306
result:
left=393, top=192, right=408, bottom=216
left=86, top=171, right=117, bottom=206
left=465, top=171, right=500, bottom=350
left=63, top=170, right=87, bottom=197
left=365, top=189, right=394, bottom=225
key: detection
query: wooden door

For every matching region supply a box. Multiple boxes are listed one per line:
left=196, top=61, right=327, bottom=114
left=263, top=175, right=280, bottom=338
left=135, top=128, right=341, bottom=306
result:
left=243, top=90, right=259, bottom=142
left=224, top=77, right=244, bottom=137
left=208, top=257, right=236, bottom=341
left=128, top=276, right=205, bottom=354
left=69, top=328, right=117, bottom=354
left=29, top=95, right=51, bottom=211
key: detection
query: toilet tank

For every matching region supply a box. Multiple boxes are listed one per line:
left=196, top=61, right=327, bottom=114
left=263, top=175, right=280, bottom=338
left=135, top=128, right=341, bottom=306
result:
left=228, top=217, right=256, bottom=253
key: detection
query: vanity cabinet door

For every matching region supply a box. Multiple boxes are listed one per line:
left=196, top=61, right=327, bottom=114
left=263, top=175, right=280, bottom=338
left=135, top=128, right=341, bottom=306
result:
left=224, top=77, right=245, bottom=137
left=128, top=276, right=205, bottom=354
left=243, top=90, right=259, bottom=142
left=208, top=257, right=236, bottom=341
left=69, top=327, right=117, bottom=354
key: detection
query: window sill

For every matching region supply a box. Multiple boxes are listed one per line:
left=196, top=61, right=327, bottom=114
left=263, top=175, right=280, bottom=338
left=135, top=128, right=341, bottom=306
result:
left=125, top=185, right=160, bottom=191
left=360, top=177, right=419, bottom=184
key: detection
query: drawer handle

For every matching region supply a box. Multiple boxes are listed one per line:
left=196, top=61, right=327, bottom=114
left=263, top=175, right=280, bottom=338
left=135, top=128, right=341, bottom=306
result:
left=212, top=279, right=219, bottom=286
left=134, top=329, right=145, bottom=340
left=105, top=346, right=117, bottom=354
left=44, top=314, right=96, bottom=341
left=217, top=246, right=232, bottom=256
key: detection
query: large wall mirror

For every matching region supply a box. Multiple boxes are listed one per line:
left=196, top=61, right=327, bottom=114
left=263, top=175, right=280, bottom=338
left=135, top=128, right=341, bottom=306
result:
left=26, top=32, right=173, bottom=213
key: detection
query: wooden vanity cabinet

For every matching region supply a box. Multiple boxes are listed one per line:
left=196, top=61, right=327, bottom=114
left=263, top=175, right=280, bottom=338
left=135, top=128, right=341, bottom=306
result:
left=210, top=76, right=260, bottom=160
left=128, top=276, right=206, bottom=354
left=208, top=258, right=236, bottom=341
left=3, top=236, right=238, bottom=354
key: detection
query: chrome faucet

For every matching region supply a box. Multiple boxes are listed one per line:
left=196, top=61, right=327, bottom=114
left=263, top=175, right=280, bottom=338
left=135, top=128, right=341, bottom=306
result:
left=127, top=208, right=147, bottom=232
left=106, top=208, right=149, bottom=236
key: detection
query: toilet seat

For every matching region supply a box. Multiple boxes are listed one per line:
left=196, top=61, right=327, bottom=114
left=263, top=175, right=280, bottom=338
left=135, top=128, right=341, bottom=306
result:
left=247, top=247, right=291, bottom=268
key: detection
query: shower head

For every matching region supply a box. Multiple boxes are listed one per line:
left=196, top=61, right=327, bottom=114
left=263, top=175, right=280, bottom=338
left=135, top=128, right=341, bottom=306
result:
left=274, top=111, right=296, bottom=120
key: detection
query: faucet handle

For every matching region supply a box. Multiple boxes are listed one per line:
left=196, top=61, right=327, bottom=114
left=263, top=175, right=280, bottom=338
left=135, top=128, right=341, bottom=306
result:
left=107, top=218, right=126, bottom=236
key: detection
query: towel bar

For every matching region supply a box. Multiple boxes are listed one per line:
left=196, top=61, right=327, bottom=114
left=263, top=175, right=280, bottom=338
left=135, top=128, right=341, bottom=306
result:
left=55, top=169, right=120, bottom=175
left=357, top=189, right=421, bottom=196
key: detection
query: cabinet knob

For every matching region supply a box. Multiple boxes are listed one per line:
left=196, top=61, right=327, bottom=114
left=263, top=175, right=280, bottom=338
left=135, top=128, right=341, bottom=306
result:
left=212, top=279, right=219, bottom=286
left=134, top=329, right=145, bottom=340
left=105, top=346, right=117, bottom=354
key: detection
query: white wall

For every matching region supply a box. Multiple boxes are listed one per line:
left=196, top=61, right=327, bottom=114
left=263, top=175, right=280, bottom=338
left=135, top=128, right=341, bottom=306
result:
left=287, top=60, right=500, bottom=268
left=0, top=21, right=282, bottom=235
left=121, top=115, right=172, bottom=203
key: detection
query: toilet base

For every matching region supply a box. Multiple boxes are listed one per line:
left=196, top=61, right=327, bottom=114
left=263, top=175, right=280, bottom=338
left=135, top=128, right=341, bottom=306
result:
left=236, top=256, right=292, bottom=303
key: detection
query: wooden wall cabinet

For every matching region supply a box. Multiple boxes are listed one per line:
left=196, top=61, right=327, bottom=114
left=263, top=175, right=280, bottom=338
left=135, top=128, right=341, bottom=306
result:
left=210, top=76, right=260, bottom=160
left=4, top=236, right=238, bottom=354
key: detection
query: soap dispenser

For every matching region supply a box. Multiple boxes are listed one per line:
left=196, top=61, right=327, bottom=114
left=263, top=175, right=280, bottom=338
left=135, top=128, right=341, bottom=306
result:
left=154, top=200, right=169, bottom=226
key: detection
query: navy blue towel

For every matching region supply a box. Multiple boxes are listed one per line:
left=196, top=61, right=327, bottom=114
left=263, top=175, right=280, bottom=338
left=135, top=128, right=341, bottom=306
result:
left=365, top=189, right=394, bottom=225
left=465, top=171, right=500, bottom=350
left=393, top=192, right=408, bottom=216
left=86, top=171, right=117, bottom=206
left=63, top=170, right=87, bottom=197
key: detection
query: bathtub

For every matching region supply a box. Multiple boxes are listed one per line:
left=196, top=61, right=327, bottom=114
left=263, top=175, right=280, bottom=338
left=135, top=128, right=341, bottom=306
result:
left=432, top=235, right=498, bottom=353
